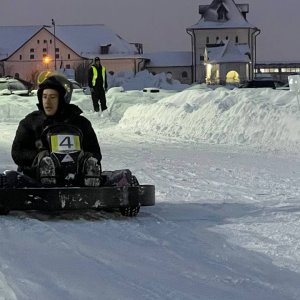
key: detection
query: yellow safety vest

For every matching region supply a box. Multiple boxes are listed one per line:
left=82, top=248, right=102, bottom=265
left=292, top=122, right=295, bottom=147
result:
left=91, top=66, right=106, bottom=88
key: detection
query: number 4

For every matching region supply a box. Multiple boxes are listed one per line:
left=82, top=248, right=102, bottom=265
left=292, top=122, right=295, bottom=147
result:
left=59, top=136, right=73, bottom=148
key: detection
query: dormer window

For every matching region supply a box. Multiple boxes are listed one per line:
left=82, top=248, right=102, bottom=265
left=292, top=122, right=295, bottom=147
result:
left=217, top=4, right=228, bottom=20
left=100, top=44, right=112, bottom=55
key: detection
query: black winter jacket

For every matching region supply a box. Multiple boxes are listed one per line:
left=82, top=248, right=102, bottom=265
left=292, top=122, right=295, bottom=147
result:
left=11, top=104, right=102, bottom=172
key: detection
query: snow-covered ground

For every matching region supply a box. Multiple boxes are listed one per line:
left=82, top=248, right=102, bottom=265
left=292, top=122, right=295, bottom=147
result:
left=0, top=73, right=300, bottom=299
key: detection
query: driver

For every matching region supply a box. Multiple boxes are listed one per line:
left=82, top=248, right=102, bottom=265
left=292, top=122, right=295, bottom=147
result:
left=11, top=74, right=102, bottom=186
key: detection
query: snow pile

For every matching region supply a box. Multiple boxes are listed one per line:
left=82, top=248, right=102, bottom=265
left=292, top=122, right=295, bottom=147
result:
left=1, top=82, right=299, bottom=154
left=117, top=86, right=300, bottom=153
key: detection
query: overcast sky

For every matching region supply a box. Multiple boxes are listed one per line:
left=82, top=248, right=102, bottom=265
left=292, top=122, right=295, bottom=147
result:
left=0, top=0, right=299, bottom=62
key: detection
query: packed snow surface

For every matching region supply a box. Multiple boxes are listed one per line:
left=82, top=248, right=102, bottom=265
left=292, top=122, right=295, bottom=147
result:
left=0, top=72, right=299, bottom=299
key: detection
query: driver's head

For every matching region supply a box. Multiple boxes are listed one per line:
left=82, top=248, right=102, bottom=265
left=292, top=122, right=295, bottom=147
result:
left=37, top=75, right=71, bottom=116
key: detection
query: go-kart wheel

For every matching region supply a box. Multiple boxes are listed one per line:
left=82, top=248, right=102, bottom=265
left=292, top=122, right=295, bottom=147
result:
left=120, top=205, right=140, bottom=217
left=0, top=206, right=10, bottom=215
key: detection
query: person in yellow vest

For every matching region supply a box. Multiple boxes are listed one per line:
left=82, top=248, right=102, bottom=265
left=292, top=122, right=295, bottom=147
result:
left=88, top=57, right=108, bottom=113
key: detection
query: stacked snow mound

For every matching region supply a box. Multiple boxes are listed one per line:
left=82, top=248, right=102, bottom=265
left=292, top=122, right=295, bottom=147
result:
left=117, top=87, right=300, bottom=153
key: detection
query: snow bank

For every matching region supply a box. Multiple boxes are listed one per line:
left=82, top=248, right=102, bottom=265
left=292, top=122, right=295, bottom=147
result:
left=117, top=86, right=300, bottom=153
left=0, top=72, right=299, bottom=154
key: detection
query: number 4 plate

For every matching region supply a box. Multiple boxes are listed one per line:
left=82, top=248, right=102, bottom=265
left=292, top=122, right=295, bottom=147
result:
left=50, top=134, right=81, bottom=153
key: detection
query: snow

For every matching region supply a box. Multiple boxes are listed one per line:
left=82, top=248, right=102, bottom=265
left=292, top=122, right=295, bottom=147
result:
left=144, top=51, right=192, bottom=67
left=0, top=24, right=137, bottom=60
left=0, top=71, right=300, bottom=299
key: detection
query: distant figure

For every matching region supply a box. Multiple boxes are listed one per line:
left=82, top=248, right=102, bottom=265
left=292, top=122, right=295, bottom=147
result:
left=88, top=57, right=108, bottom=113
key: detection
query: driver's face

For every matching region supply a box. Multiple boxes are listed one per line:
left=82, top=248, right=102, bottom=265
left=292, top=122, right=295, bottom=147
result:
left=42, top=89, right=59, bottom=116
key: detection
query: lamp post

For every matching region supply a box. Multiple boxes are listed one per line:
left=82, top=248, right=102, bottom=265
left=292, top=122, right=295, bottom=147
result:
left=43, top=55, right=50, bottom=69
left=51, top=19, right=57, bottom=70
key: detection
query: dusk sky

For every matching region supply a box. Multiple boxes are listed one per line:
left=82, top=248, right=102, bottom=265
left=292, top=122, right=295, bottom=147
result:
left=1, top=0, right=299, bottom=62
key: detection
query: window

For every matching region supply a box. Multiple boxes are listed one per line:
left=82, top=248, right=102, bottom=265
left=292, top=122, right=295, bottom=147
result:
left=50, top=40, right=52, bottom=44
left=68, top=54, right=71, bottom=59
left=30, top=54, right=34, bottom=59
left=19, top=55, right=22, bottom=60
left=43, top=48, right=47, bottom=52
left=206, top=37, right=209, bottom=44
left=43, top=53, right=48, bottom=57
left=43, top=40, right=47, bottom=44
left=182, top=71, right=188, bottom=78
left=37, top=40, right=40, bottom=44
left=66, top=64, right=71, bottom=69
left=55, top=48, right=59, bottom=52
left=259, top=68, right=279, bottom=73
left=235, top=36, right=239, bottom=43
left=217, top=4, right=228, bottom=20
left=55, top=54, right=59, bottom=59
left=30, top=48, right=34, bottom=53
left=281, top=67, right=300, bottom=73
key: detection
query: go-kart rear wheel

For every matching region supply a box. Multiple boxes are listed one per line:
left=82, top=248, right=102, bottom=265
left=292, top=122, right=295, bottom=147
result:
left=0, top=205, right=10, bottom=215
left=120, top=205, right=140, bottom=217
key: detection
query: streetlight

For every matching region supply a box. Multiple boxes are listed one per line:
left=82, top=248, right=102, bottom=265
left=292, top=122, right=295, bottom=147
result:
left=52, top=19, right=57, bottom=70
left=43, top=55, right=51, bottom=69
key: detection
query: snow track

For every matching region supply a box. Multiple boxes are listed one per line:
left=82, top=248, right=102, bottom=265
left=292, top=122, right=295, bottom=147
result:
left=0, top=125, right=300, bottom=299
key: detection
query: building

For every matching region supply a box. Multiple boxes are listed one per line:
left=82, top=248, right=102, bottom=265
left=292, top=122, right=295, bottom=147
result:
left=0, top=24, right=147, bottom=86
left=144, top=51, right=192, bottom=85
left=255, top=62, right=300, bottom=83
left=186, top=0, right=260, bottom=84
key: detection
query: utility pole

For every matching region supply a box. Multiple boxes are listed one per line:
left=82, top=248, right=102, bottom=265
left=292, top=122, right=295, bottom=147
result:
left=51, top=19, right=57, bottom=70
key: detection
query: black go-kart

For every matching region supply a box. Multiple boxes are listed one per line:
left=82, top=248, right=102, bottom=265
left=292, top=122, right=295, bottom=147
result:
left=0, top=125, right=155, bottom=217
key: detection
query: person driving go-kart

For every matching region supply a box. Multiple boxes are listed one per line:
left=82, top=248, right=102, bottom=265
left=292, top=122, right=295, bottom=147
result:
left=11, top=73, right=102, bottom=187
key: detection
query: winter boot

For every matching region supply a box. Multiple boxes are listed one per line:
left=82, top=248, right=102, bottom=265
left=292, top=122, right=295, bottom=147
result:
left=39, top=156, right=56, bottom=186
left=83, top=157, right=101, bottom=187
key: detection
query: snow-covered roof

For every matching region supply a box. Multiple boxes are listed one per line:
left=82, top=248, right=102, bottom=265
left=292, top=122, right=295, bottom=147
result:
left=187, top=0, right=257, bottom=30
left=144, top=51, right=192, bottom=67
left=0, top=24, right=138, bottom=60
left=206, top=40, right=250, bottom=63
left=52, top=24, right=137, bottom=57
left=0, top=26, right=42, bottom=60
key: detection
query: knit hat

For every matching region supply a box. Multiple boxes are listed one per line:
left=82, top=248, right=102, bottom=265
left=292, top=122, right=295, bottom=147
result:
left=94, top=57, right=100, bottom=62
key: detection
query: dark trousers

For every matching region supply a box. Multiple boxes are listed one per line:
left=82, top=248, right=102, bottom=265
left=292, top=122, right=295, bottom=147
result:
left=91, top=89, right=107, bottom=112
